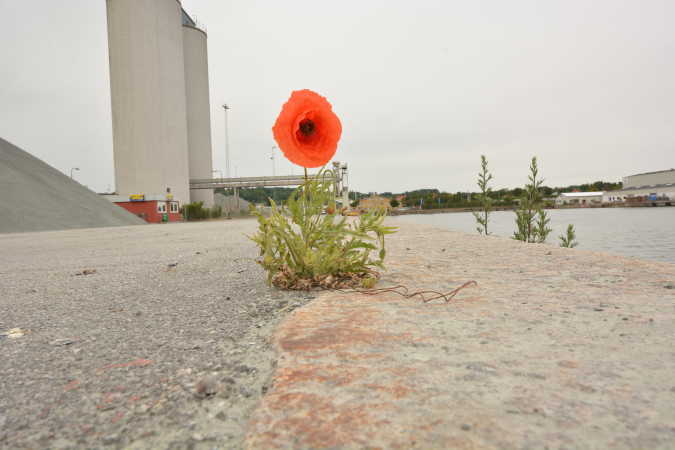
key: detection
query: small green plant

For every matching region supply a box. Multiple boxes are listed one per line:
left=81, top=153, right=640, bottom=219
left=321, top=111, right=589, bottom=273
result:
left=472, top=155, right=493, bottom=235
left=390, top=198, right=400, bottom=208
left=559, top=224, right=579, bottom=248
left=211, top=205, right=223, bottom=219
left=513, top=157, right=552, bottom=243
left=534, top=209, right=552, bottom=242
left=182, top=201, right=220, bottom=221
left=249, top=169, right=397, bottom=290
left=182, top=201, right=207, bottom=221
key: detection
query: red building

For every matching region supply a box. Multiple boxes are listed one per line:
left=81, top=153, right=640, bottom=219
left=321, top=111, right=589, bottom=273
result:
left=102, top=194, right=183, bottom=223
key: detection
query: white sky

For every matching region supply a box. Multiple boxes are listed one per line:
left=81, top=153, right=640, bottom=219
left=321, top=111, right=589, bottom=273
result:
left=1, top=0, right=673, bottom=193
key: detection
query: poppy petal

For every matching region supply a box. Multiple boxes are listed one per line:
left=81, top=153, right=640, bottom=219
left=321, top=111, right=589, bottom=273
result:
left=272, top=90, right=342, bottom=168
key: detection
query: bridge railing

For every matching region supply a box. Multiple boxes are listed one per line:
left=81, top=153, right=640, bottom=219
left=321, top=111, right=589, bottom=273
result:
left=189, top=174, right=336, bottom=190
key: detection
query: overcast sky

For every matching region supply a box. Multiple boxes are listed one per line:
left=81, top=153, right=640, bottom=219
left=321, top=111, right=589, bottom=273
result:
left=1, top=0, right=673, bottom=193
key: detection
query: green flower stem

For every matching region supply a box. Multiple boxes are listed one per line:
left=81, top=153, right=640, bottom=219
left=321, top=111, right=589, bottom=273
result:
left=249, top=168, right=396, bottom=289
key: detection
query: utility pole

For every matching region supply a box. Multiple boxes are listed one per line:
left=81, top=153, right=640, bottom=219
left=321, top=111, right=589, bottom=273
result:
left=222, top=104, right=231, bottom=179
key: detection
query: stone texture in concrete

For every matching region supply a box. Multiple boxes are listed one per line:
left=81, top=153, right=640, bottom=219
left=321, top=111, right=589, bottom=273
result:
left=246, top=221, right=675, bottom=449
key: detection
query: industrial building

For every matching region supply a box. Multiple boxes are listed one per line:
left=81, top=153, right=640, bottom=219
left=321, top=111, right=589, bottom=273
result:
left=623, top=169, right=675, bottom=190
left=105, top=0, right=214, bottom=221
left=603, top=169, right=675, bottom=204
left=555, top=192, right=604, bottom=206
left=553, top=169, right=675, bottom=206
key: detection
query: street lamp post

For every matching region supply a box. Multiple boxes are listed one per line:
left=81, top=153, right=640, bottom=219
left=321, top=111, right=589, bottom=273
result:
left=233, top=165, right=239, bottom=209
left=70, top=167, right=80, bottom=179
left=271, top=146, right=277, bottom=177
left=222, top=104, right=231, bottom=179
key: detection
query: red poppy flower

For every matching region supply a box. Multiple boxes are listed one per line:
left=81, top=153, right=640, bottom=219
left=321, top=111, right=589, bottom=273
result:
left=272, top=89, right=342, bottom=168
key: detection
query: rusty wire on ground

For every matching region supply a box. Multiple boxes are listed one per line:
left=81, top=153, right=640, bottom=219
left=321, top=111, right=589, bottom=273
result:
left=335, top=280, right=478, bottom=304
left=269, top=266, right=477, bottom=304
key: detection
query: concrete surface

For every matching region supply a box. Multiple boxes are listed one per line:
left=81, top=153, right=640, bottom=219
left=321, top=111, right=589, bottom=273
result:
left=0, top=220, right=310, bottom=449
left=3, top=217, right=675, bottom=449
left=246, top=220, right=675, bottom=449
left=0, top=137, right=145, bottom=233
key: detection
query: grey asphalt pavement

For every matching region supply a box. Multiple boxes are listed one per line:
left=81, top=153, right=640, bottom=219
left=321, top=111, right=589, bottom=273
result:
left=0, top=219, right=308, bottom=449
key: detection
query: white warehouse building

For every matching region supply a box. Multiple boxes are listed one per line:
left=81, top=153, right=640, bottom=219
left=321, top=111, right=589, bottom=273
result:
left=106, top=0, right=214, bottom=209
left=603, top=169, right=675, bottom=203
left=555, top=192, right=604, bottom=206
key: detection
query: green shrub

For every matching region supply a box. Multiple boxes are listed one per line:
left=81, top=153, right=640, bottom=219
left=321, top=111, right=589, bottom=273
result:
left=181, top=202, right=223, bottom=221
left=559, top=224, right=579, bottom=248
left=249, top=169, right=397, bottom=290
left=513, top=157, right=552, bottom=243
left=472, top=155, right=493, bottom=235
left=182, top=201, right=210, bottom=221
left=211, top=205, right=223, bottom=219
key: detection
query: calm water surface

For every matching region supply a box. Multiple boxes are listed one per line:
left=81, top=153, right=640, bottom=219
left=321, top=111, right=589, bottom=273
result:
left=396, top=207, right=675, bottom=264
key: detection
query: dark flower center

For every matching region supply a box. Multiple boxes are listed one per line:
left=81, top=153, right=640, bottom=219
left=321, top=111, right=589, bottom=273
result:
left=299, top=119, right=316, bottom=136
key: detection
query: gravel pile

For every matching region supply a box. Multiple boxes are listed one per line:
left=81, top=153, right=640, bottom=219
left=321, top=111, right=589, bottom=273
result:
left=0, top=219, right=309, bottom=448
left=0, top=137, right=144, bottom=234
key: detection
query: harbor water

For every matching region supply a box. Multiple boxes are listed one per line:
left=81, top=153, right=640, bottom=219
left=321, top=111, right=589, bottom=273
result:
left=396, top=207, right=675, bottom=264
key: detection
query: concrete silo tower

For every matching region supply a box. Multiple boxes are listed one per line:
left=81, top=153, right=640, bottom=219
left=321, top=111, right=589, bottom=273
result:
left=182, top=12, right=214, bottom=207
left=105, top=0, right=192, bottom=207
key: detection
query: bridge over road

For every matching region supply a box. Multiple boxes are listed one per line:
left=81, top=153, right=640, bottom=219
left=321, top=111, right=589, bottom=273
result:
left=189, top=174, right=331, bottom=190
left=189, top=162, right=350, bottom=207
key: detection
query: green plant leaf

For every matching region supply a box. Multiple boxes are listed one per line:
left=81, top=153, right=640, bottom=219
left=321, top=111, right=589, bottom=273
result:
left=248, top=168, right=396, bottom=289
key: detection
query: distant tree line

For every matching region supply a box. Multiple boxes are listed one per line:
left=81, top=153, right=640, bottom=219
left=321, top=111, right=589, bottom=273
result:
left=217, top=180, right=622, bottom=211
left=215, top=187, right=295, bottom=206
left=396, top=180, right=622, bottom=210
